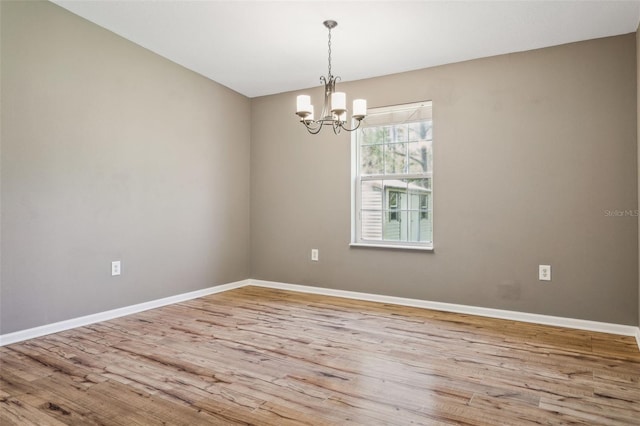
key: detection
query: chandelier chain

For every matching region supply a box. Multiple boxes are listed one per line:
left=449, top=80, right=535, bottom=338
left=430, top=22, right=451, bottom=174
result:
left=327, top=26, right=332, bottom=77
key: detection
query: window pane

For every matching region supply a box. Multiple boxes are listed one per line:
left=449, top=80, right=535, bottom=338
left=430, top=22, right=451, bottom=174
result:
left=360, top=145, right=384, bottom=175
left=384, top=210, right=407, bottom=241
left=385, top=143, right=407, bottom=174
left=383, top=179, right=408, bottom=195
left=390, top=124, right=408, bottom=143
left=380, top=126, right=392, bottom=143
left=408, top=209, right=421, bottom=242
left=407, top=190, right=422, bottom=211
left=360, top=180, right=383, bottom=211
left=408, top=121, right=432, bottom=142
left=361, top=210, right=383, bottom=241
left=408, top=208, right=432, bottom=243
left=397, top=190, right=407, bottom=212
left=360, top=127, right=385, bottom=146
left=408, top=140, right=432, bottom=173
left=407, top=178, right=431, bottom=204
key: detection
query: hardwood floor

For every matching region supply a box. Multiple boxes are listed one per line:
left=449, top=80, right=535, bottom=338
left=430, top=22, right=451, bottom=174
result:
left=1, top=286, right=639, bottom=425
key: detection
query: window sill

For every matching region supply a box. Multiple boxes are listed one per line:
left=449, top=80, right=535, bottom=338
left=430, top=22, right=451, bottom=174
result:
left=349, top=243, right=434, bottom=252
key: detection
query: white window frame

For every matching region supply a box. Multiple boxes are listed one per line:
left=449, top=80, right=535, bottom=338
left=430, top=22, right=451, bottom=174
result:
left=350, top=101, right=433, bottom=251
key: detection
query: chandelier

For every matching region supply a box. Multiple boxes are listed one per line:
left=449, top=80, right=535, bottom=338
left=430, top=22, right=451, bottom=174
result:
left=295, top=20, right=367, bottom=135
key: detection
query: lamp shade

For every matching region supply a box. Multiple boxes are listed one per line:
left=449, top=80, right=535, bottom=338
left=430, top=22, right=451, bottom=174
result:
left=331, top=92, right=346, bottom=113
left=296, top=95, right=312, bottom=115
left=305, top=105, right=314, bottom=121
left=353, top=99, right=367, bottom=119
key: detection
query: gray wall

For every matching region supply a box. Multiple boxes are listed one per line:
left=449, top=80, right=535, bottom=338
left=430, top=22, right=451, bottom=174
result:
left=637, top=25, right=640, bottom=329
left=1, top=1, right=638, bottom=335
left=251, top=34, right=639, bottom=325
left=0, top=1, right=251, bottom=334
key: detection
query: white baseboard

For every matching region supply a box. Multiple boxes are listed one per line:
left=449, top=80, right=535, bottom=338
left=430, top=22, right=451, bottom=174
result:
left=249, top=279, right=640, bottom=339
left=2, top=277, right=639, bottom=351
left=0, top=279, right=249, bottom=346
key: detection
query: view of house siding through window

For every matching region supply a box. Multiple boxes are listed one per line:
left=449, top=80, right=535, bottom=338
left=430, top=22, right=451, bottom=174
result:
left=353, top=101, right=433, bottom=247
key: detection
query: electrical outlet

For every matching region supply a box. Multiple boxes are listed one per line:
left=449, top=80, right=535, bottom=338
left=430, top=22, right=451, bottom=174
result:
left=539, top=265, right=551, bottom=281
left=111, top=261, right=121, bottom=276
left=311, top=249, right=319, bottom=261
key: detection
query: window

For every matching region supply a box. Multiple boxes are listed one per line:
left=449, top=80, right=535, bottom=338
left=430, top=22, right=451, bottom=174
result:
left=352, top=101, right=433, bottom=249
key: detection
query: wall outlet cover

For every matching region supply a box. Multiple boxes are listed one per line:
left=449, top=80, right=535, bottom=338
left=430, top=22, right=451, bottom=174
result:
left=539, top=265, right=551, bottom=281
left=112, top=261, right=121, bottom=276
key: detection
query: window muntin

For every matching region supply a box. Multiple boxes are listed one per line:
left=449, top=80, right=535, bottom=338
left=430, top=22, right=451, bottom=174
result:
left=353, top=101, right=433, bottom=248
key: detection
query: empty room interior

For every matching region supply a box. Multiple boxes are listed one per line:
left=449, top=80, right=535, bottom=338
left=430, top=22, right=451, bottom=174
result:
left=1, top=0, right=640, bottom=424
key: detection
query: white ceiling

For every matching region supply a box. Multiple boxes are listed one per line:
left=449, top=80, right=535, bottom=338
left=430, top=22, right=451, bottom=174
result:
left=52, top=0, right=640, bottom=98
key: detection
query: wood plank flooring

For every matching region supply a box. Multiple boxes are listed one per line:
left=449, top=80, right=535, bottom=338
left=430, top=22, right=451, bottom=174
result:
left=1, top=286, right=639, bottom=425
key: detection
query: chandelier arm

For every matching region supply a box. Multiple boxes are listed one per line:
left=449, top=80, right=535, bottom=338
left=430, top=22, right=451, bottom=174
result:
left=302, top=120, right=324, bottom=135
left=338, top=119, right=364, bottom=133
left=320, top=75, right=332, bottom=120
left=332, top=120, right=341, bottom=135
